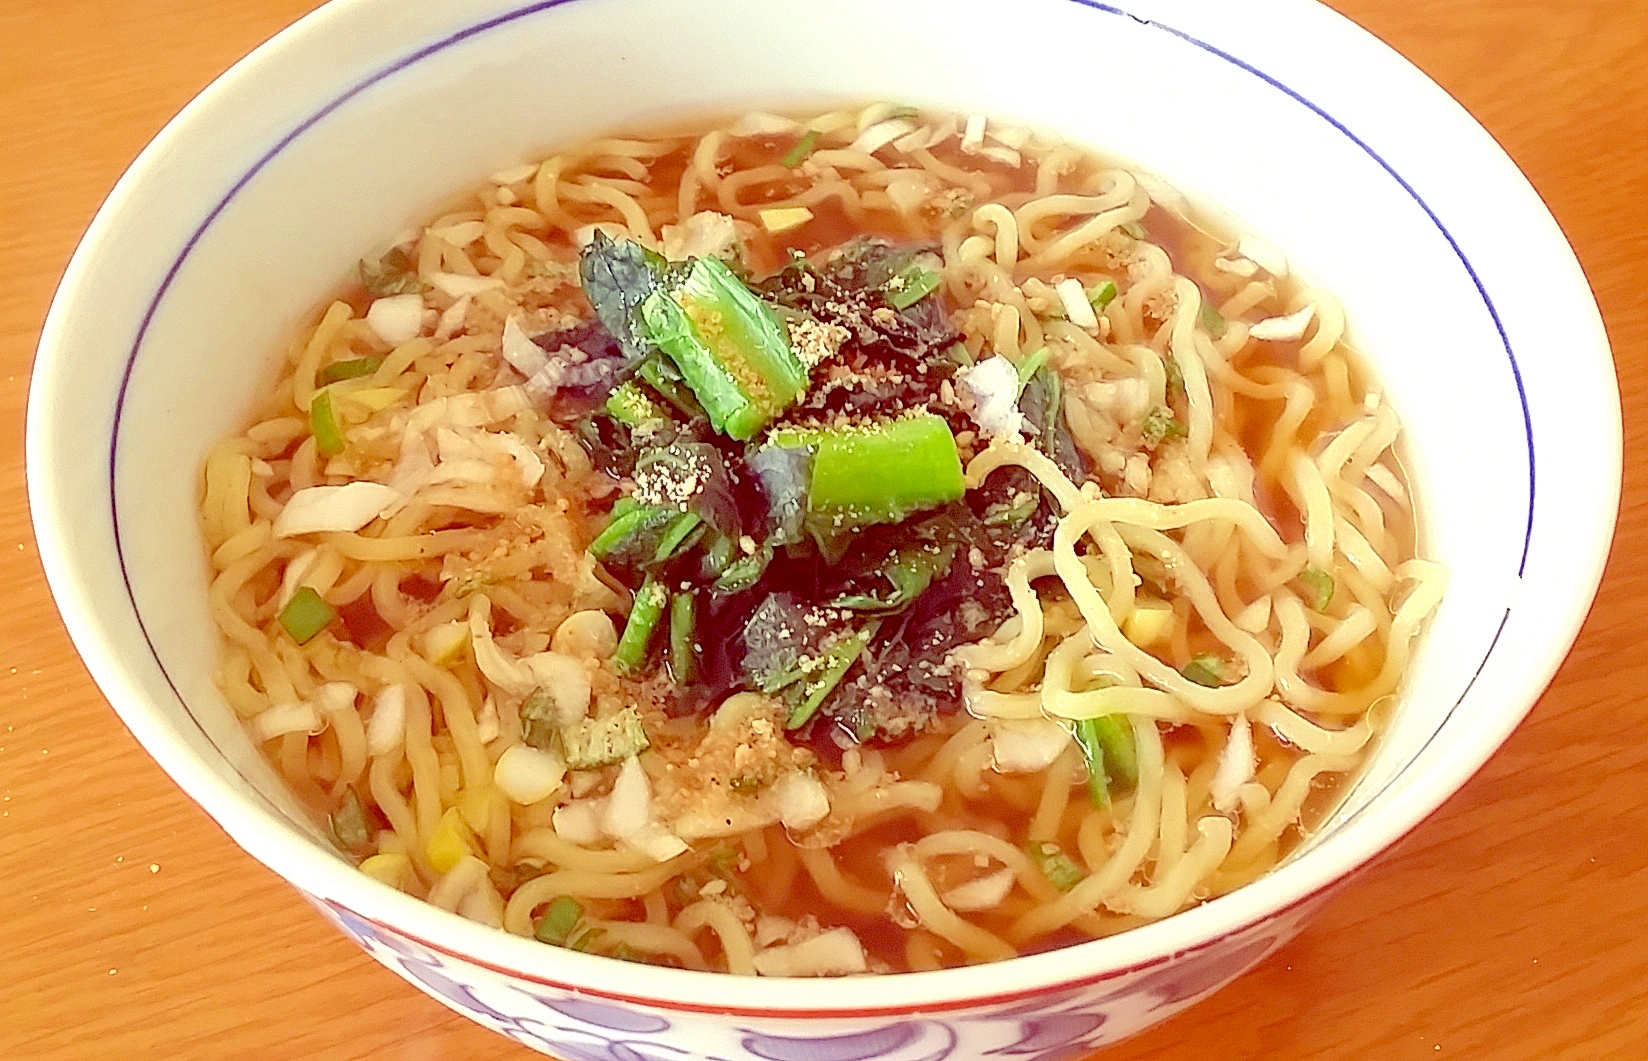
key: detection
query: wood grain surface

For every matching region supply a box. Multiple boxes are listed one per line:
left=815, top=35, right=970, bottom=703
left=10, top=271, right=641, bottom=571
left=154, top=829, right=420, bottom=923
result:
left=2, top=1, right=1643, bottom=1057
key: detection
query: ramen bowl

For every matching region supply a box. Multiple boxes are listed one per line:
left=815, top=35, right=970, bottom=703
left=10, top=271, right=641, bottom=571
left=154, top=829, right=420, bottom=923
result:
left=27, top=0, right=1618, bottom=1055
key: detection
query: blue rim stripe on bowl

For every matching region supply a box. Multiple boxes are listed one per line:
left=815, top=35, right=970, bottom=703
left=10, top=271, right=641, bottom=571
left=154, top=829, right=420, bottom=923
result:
left=103, top=0, right=1539, bottom=1003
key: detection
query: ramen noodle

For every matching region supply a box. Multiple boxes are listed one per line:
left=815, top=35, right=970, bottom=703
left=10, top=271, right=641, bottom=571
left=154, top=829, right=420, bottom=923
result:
left=200, top=103, right=1444, bottom=975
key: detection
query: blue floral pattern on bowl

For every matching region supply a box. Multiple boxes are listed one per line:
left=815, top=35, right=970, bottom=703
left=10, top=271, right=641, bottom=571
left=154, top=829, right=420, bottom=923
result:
left=310, top=894, right=1313, bottom=1061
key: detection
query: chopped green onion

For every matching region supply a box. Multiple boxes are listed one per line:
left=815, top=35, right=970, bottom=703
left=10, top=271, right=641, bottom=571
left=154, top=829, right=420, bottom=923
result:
left=1140, top=406, right=1187, bottom=447
left=534, top=896, right=584, bottom=945
left=318, top=356, right=384, bottom=385
left=1182, top=654, right=1230, bottom=688
left=1298, top=566, right=1335, bottom=611
left=766, top=413, right=966, bottom=532
left=780, top=129, right=821, bottom=168
left=652, top=511, right=704, bottom=563
left=885, top=264, right=942, bottom=310
left=1164, top=354, right=1185, bottom=398
left=309, top=388, right=346, bottom=458
left=636, top=357, right=705, bottom=419
left=641, top=256, right=807, bottom=441
left=613, top=578, right=668, bottom=676
left=278, top=586, right=335, bottom=645
left=1198, top=300, right=1228, bottom=339
left=669, top=590, right=697, bottom=683
left=605, top=380, right=672, bottom=428
left=886, top=105, right=920, bottom=120
left=1120, top=220, right=1148, bottom=240
left=567, top=925, right=606, bottom=953
left=1087, top=280, right=1119, bottom=312
left=784, top=624, right=876, bottom=730
left=1015, top=346, right=1052, bottom=386
left=1027, top=841, right=1085, bottom=892
left=713, top=544, right=771, bottom=593
left=1074, top=716, right=1137, bottom=807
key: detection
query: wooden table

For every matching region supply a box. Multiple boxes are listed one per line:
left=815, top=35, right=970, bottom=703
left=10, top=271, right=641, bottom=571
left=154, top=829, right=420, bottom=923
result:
left=2, top=1, right=1643, bottom=1057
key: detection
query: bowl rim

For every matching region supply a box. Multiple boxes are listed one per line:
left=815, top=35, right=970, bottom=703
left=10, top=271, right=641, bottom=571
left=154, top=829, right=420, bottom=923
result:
left=27, top=0, right=1621, bottom=1017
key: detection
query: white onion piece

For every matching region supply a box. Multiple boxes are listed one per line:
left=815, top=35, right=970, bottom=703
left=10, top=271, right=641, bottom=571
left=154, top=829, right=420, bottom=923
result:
left=494, top=745, right=567, bottom=805
left=367, top=293, right=426, bottom=345
left=433, top=294, right=470, bottom=341
left=429, top=220, right=486, bottom=247
left=366, top=685, right=408, bottom=756
left=475, top=695, right=500, bottom=745
left=426, top=271, right=503, bottom=299
left=961, top=114, right=987, bottom=153
left=551, top=611, right=618, bottom=660
left=252, top=702, right=324, bottom=742
left=500, top=317, right=549, bottom=379
left=457, top=876, right=505, bottom=928
left=661, top=211, right=740, bottom=262
left=730, top=111, right=799, bottom=136
left=518, top=652, right=589, bottom=724
left=1057, top=277, right=1099, bottom=329
left=1248, top=303, right=1316, bottom=342
left=1213, top=256, right=1258, bottom=277
left=1210, top=713, right=1255, bottom=813
left=601, top=756, right=653, bottom=840
left=958, top=356, right=1028, bottom=439
left=851, top=118, right=916, bottom=155
left=752, top=928, right=867, bottom=977
left=1237, top=235, right=1289, bottom=277
left=774, top=771, right=831, bottom=831
left=276, top=548, right=319, bottom=609
left=314, top=681, right=357, bottom=719
left=489, top=162, right=539, bottom=185
left=466, top=596, right=536, bottom=697
left=884, top=173, right=931, bottom=215
left=273, top=482, right=400, bottom=537
left=942, top=868, right=1016, bottom=912
left=553, top=800, right=605, bottom=846
left=989, top=718, right=1072, bottom=773
left=626, top=820, right=690, bottom=862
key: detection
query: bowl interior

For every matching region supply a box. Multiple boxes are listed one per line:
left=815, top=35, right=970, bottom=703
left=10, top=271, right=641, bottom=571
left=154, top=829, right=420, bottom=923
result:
left=30, top=0, right=1617, bottom=1011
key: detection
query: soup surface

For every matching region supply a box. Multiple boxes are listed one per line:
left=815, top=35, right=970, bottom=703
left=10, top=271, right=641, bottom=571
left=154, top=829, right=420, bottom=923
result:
left=200, top=103, right=1444, bottom=975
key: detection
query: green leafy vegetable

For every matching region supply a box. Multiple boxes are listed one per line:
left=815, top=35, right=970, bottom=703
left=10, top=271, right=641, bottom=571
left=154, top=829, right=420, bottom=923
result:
left=1015, top=346, right=1052, bottom=386
left=558, top=706, right=651, bottom=769
left=588, top=503, right=682, bottom=576
left=330, top=788, right=373, bottom=854
left=1087, top=280, right=1119, bottom=312
left=358, top=246, right=428, bottom=297
left=613, top=578, right=668, bottom=676
left=713, top=545, right=771, bottom=593
left=1018, top=360, right=1085, bottom=480
left=1182, top=654, right=1231, bottom=688
left=534, top=896, right=584, bottom=945
left=318, top=356, right=383, bottom=385
left=668, top=590, right=697, bottom=683
left=832, top=543, right=955, bottom=613
left=641, top=256, right=807, bottom=440
left=784, top=624, right=877, bottom=730
left=309, top=388, right=345, bottom=458
left=278, top=587, right=335, bottom=645
left=1027, top=840, right=1085, bottom=892
left=579, top=232, right=678, bottom=364
left=780, top=129, right=821, bottom=168
left=1298, top=566, right=1335, bottom=611
left=635, top=356, right=706, bottom=419
left=885, top=264, right=942, bottom=310
left=1074, top=716, right=1138, bottom=807
left=1198, top=300, right=1228, bottom=339
left=519, top=689, right=559, bottom=751
left=1141, top=406, right=1187, bottom=447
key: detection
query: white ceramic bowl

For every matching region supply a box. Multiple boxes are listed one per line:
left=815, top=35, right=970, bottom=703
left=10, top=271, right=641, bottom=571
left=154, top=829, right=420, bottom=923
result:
left=28, top=0, right=1619, bottom=1056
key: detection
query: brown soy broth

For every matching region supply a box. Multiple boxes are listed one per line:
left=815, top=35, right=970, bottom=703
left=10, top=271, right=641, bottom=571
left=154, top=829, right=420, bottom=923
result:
left=285, top=106, right=1426, bottom=972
